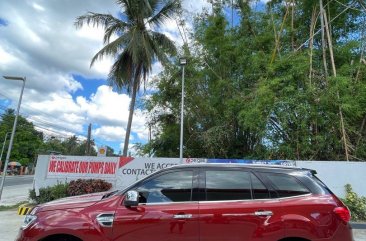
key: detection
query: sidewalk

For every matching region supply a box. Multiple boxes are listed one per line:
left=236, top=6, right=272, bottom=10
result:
left=0, top=210, right=23, bottom=241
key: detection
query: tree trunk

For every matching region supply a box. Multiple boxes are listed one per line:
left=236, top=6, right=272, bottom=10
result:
left=309, top=6, right=317, bottom=84
left=270, top=2, right=290, bottom=64
left=291, top=0, right=295, bottom=51
left=122, top=78, right=139, bottom=157
left=319, top=0, right=329, bottom=80
left=322, top=2, right=350, bottom=161
left=322, top=7, right=336, bottom=77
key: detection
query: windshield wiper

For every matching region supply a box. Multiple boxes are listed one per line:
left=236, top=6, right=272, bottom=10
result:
left=102, top=190, right=119, bottom=199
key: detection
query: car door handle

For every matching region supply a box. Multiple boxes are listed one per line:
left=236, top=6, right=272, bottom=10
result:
left=173, top=214, right=193, bottom=219
left=254, top=211, right=273, bottom=216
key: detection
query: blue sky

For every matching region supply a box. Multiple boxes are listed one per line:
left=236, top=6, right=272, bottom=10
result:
left=0, top=0, right=214, bottom=154
left=0, top=18, right=8, bottom=26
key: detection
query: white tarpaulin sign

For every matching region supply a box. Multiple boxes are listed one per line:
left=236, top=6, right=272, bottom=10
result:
left=34, top=155, right=295, bottom=195
left=47, top=155, right=118, bottom=178
left=115, top=157, right=181, bottom=188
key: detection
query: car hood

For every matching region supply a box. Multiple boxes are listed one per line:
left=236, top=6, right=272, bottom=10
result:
left=36, top=191, right=110, bottom=212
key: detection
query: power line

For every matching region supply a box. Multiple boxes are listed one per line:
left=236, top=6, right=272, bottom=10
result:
left=0, top=101, right=86, bottom=138
left=295, top=0, right=359, bottom=52
left=334, top=0, right=365, bottom=12
left=1, top=98, right=116, bottom=154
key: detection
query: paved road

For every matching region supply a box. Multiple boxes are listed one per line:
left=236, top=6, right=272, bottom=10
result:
left=2, top=175, right=34, bottom=187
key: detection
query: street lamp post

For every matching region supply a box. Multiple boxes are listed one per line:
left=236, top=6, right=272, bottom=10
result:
left=0, top=132, right=11, bottom=167
left=179, top=58, right=187, bottom=162
left=0, top=76, right=26, bottom=200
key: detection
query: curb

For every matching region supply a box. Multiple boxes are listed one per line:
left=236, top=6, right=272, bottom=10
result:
left=351, top=222, right=366, bottom=229
left=18, top=203, right=35, bottom=215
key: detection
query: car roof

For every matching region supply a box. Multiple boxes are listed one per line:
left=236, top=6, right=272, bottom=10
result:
left=167, top=163, right=316, bottom=174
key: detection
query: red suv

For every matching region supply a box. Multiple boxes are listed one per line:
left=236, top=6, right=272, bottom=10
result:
left=17, top=164, right=353, bottom=241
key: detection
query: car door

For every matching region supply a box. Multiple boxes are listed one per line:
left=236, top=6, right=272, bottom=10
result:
left=199, top=168, right=284, bottom=241
left=113, top=169, right=199, bottom=241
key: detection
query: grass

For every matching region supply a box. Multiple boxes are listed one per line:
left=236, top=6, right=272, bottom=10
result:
left=0, top=201, right=28, bottom=211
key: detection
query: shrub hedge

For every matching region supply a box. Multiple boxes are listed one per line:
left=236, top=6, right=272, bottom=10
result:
left=67, top=179, right=112, bottom=196
left=29, top=179, right=112, bottom=204
left=342, top=184, right=366, bottom=221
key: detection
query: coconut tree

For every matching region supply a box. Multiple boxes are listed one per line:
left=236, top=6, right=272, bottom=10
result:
left=75, top=0, right=178, bottom=156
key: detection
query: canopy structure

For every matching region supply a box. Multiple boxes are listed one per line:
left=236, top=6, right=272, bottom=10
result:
left=8, top=161, right=21, bottom=167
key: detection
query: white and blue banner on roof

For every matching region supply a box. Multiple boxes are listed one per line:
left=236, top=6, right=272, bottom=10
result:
left=184, top=158, right=295, bottom=166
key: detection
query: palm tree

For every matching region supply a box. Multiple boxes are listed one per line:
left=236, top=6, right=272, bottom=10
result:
left=75, top=0, right=178, bottom=156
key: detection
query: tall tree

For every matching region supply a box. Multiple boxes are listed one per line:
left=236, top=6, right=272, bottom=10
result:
left=0, top=109, right=43, bottom=166
left=75, top=0, right=178, bottom=156
left=140, top=0, right=366, bottom=161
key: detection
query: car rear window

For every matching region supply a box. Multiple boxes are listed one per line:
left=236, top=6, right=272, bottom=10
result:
left=265, top=173, right=310, bottom=198
left=205, top=170, right=252, bottom=201
left=204, top=170, right=270, bottom=201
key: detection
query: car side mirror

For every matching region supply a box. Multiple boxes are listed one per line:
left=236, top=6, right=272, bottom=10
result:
left=124, top=190, right=139, bottom=207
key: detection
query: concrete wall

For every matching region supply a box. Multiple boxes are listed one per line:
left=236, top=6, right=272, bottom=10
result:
left=296, top=161, right=366, bottom=198
left=34, top=156, right=365, bottom=198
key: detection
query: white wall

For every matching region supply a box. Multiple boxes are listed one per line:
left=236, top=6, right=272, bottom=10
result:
left=34, top=156, right=365, bottom=198
left=296, top=161, right=366, bottom=198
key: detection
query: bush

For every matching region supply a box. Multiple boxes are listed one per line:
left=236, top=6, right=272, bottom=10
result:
left=342, top=184, right=366, bottom=221
left=67, top=179, right=112, bottom=196
left=29, top=182, right=68, bottom=204
left=29, top=179, right=112, bottom=204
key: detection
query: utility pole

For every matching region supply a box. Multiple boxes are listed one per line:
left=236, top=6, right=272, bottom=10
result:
left=86, top=123, right=91, bottom=156
left=0, top=76, right=26, bottom=200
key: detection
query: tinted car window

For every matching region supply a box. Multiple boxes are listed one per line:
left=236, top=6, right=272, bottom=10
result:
left=205, top=170, right=252, bottom=201
left=136, top=170, right=193, bottom=203
left=266, top=173, right=310, bottom=197
left=251, top=173, right=270, bottom=199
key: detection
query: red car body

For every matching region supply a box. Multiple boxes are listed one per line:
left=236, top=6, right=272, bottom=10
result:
left=16, top=164, right=353, bottom=241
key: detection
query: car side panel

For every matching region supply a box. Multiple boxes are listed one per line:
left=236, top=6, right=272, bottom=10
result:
left=113, top=202, right=199, bottom=241
left=199, top=199, right=285, bottom=241
left=280, top=194, right=353, bottom=241
left=17, top=209, right=107, bottom=241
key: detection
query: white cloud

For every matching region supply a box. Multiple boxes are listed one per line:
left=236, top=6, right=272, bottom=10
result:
left=78, top=85, right=130, bottom=126
left=0, top=0, right=209, bottom=153
left=93, top=126, right=126, bottom=142
left=0, top=46, right=17, bottom=64
left=32, top=3, right=45, bottom=12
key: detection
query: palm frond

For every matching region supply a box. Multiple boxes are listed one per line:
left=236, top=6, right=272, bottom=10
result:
left=103, top=21, right=130, bottom=44
left=90, top=35, right=129, bottom=67
left=151, top=31, right=177, bottom=56
left=116, top=0, right=151, bottom=23
left=75, top=12, right=124, bottom=29
left=148, top=0, right=180, bottom=28
left=108, top=50, right=134, bottom=91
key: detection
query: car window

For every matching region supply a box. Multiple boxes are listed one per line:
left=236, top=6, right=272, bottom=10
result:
left=266, top=173, right=310, bottom=198
left=135, top=170, right=193, bottom=203
left=205, top=170, right=252, bottom=201
left=251, top=173, right=270, bottom=199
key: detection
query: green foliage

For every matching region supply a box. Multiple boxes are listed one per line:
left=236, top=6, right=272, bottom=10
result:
left=29, top=179, right=112, bottom=204
left=140, top=0, right=366, bottom=160
left=67, top=179, right=112, bottom=196
left=75, top=0, right=179, bottom=156
left=29, top=182, right=69, bottom=204
left=0, top=109, right=43, bottom=166
left=39, top=135, right=98, bottom=156
left=342, top=184, right=366, bottom=221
